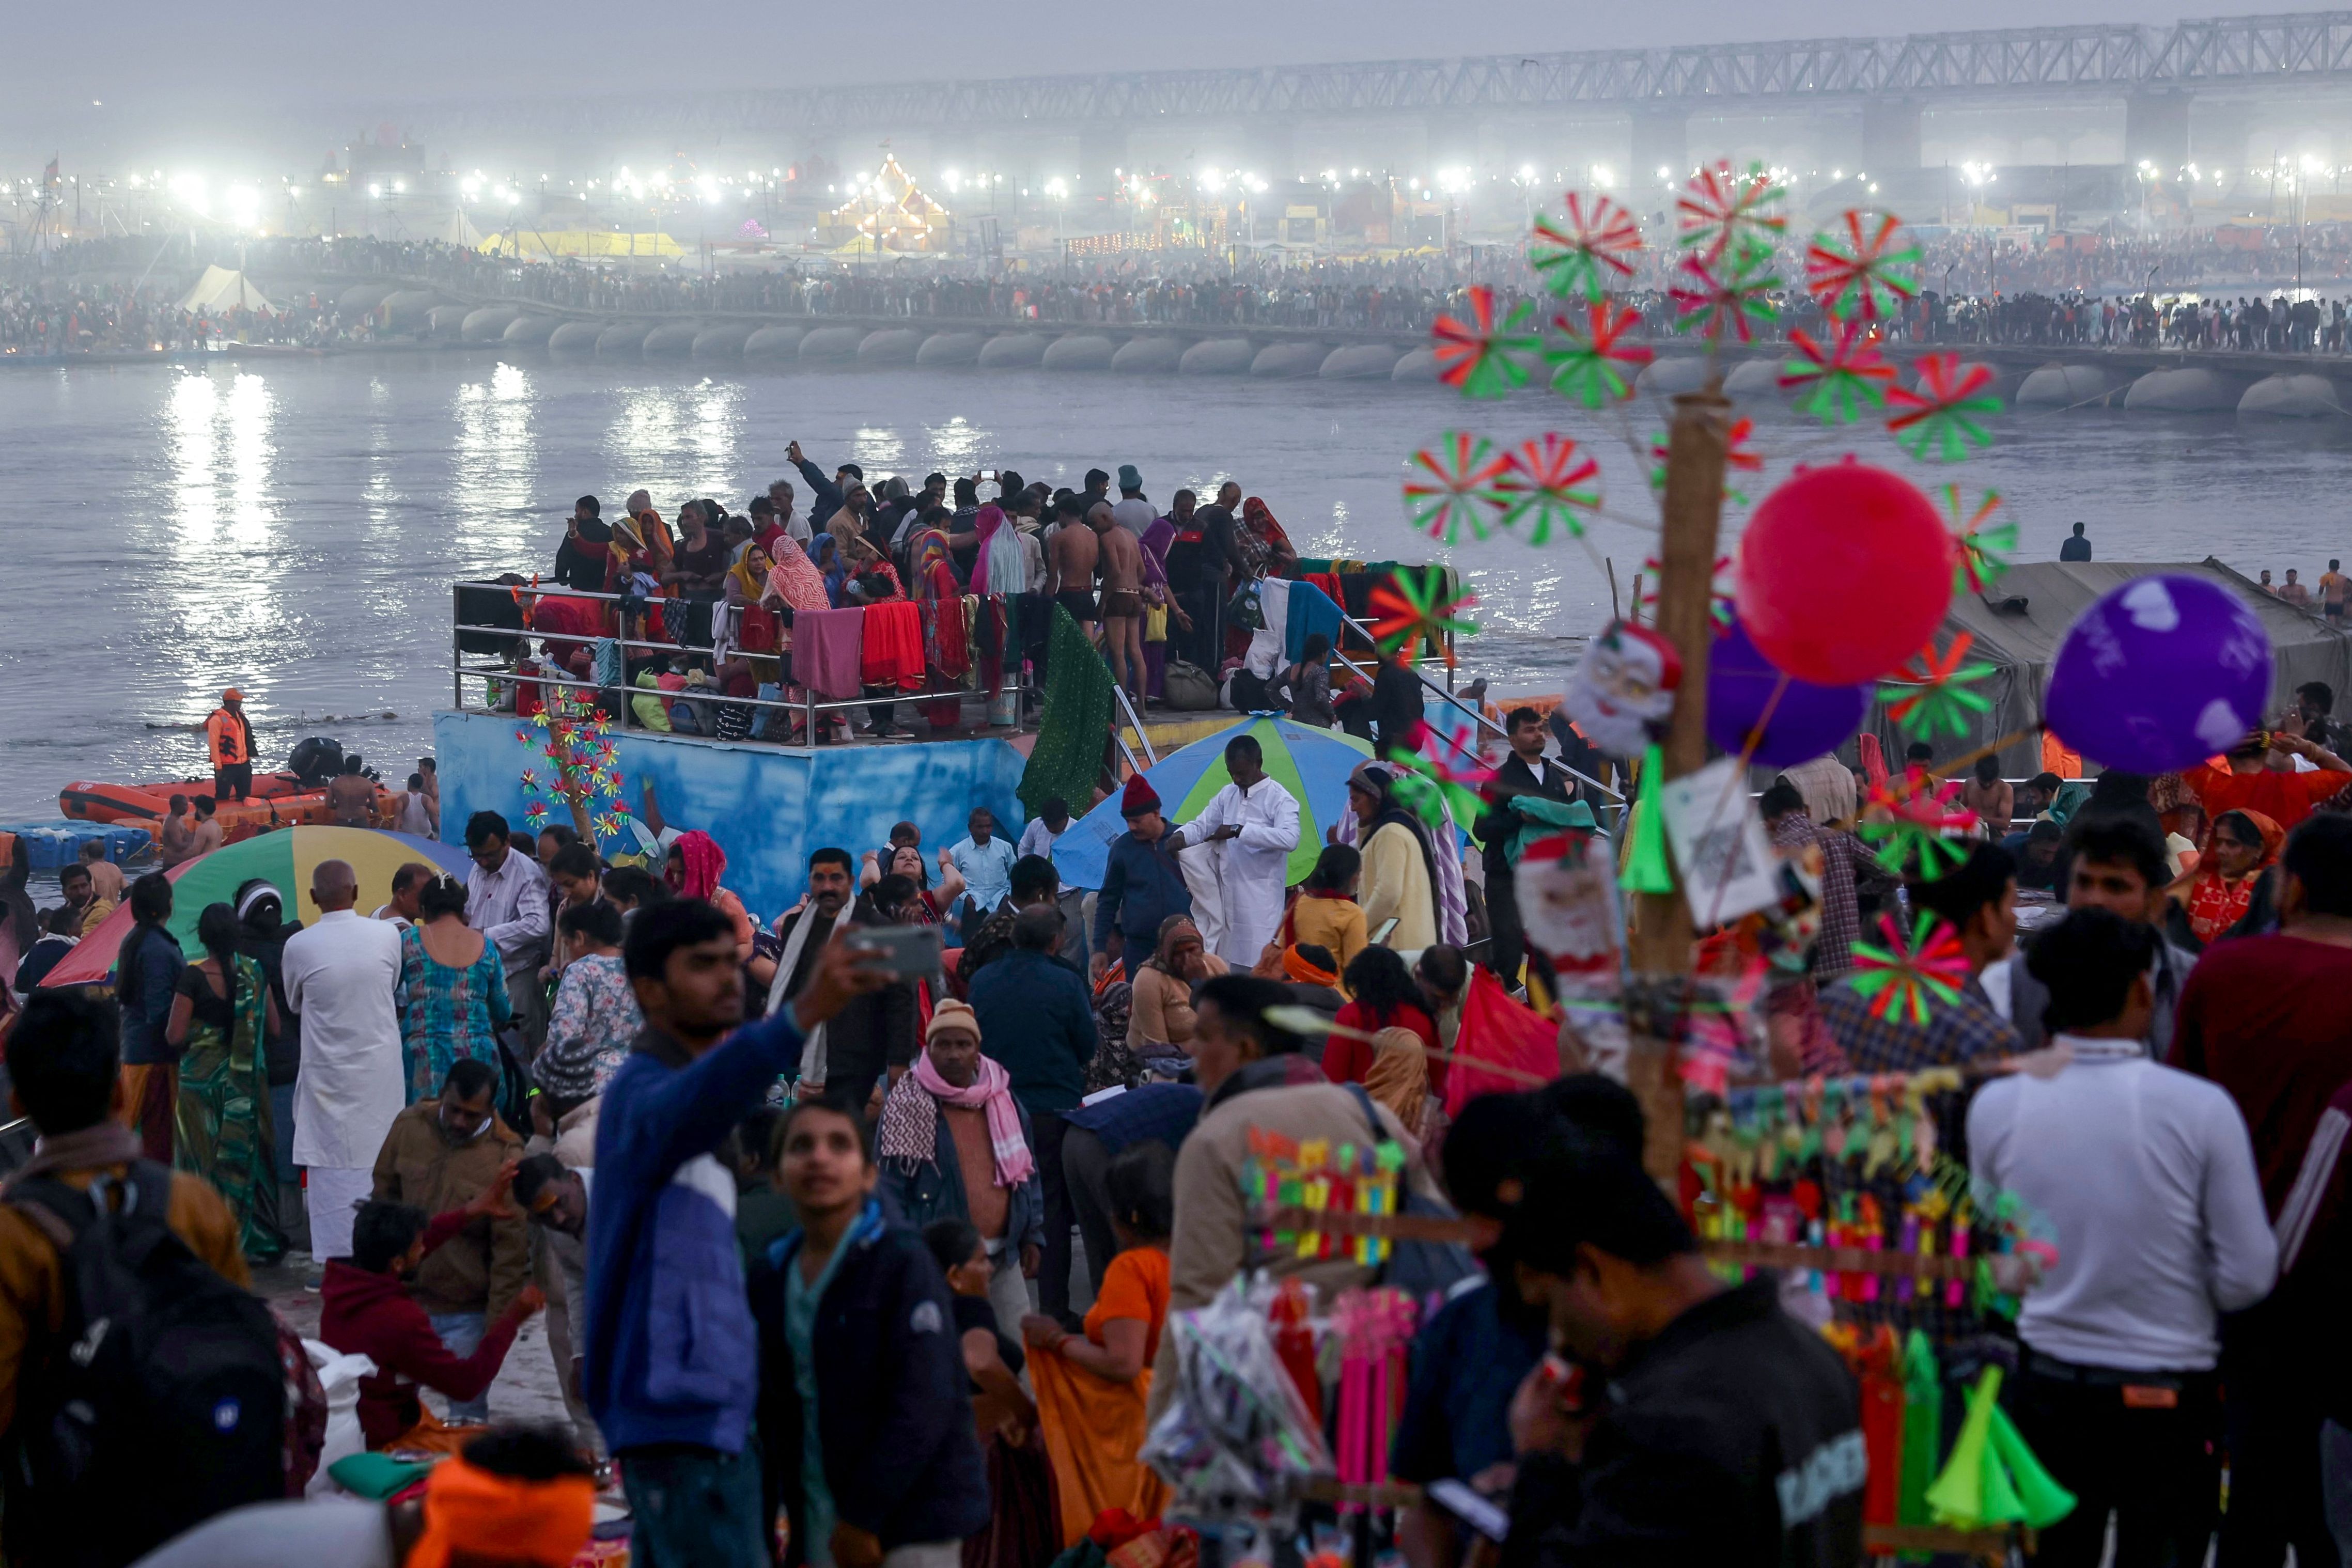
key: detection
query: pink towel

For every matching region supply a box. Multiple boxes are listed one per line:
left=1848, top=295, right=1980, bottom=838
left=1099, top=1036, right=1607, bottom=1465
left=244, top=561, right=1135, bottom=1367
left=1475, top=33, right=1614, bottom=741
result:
left=792, top=606, right=866, bottom=700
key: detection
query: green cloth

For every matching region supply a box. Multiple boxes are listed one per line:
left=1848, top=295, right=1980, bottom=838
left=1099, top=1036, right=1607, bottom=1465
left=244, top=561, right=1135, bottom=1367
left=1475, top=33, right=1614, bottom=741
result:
left=785, top=1228, right=857, bottom=1567
left=1508, top=795, right=1599, bottom=865
left=1018, top=605, right=1117, bottom=818
left=326, top=1451, right=434, bottom=1500
left=1897, top=1330, right=1942, bottom=1532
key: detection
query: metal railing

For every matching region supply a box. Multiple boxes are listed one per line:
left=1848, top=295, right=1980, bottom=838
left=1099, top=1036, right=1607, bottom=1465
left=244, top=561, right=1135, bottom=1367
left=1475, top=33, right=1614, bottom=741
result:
left=451, top=581, right=1026, bottom=748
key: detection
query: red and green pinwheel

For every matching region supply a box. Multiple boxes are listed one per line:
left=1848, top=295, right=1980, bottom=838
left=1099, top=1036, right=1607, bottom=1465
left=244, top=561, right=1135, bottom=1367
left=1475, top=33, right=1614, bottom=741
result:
left=1431, top=286, right=1540, bottom=399
left=1387, top=729, right=1499, bottom=830
left=1544, top=301, right=1653, bottom=407
left=1943, top=486, right=2019, bottom=595
left=1529, top=192, right=1645, bottom=302
left=1887, top=354, right=2001, bottom=462
left=1804, top=210, right=1922, bottom=323
left=1370, top=565, right=1479, bottom=669
left=1402, top=432, right=1509, bottom=544
left=1638, top=553, right=1735, bottom=632
left=1857, top=767, right=1980, bottom=879
left=1880, top=634, right=1998, bottom=741
left=1669, top=238, right=1780, bottom=344
left=1675, top=160, right=1787, bottom=262
left=1780, top=320, right=1896, bottom=425
left=1848, top=911, right=1971, bottom=1025
left=1494, top=433, right=1602, bottom=545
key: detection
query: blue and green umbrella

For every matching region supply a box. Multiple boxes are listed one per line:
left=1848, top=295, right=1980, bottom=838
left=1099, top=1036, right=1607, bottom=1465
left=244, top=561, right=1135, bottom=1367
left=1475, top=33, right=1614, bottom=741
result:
left=1053, top=717, right=1374, bottom=890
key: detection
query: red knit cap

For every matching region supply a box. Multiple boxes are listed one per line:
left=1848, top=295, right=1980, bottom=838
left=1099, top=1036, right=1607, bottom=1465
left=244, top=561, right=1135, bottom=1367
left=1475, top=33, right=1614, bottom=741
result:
left=1120, top=773, right=1161, bottom=817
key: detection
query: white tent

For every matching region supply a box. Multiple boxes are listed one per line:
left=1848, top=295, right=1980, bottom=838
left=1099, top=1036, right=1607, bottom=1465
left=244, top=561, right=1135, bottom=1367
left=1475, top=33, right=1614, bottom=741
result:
left=175, top=265, right=278, bottom=315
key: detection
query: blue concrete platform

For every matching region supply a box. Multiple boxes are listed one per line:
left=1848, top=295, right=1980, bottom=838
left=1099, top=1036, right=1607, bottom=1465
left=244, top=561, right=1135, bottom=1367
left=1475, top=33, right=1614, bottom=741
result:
left=430, top=710, right=1030, bottom=923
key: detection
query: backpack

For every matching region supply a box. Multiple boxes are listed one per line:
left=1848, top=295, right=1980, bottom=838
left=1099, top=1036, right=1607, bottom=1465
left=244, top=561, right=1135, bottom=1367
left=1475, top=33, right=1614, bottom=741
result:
left=1161, top=657, right=1219, bottom=712
left=3, top=1162, right=287, bottom=1568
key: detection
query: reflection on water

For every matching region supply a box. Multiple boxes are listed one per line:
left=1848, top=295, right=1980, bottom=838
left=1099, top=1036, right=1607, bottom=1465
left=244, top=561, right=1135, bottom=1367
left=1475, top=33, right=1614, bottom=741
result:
left=4, top=350, right=2351, bottom=816
left=453, top=361, right=538, bottom=556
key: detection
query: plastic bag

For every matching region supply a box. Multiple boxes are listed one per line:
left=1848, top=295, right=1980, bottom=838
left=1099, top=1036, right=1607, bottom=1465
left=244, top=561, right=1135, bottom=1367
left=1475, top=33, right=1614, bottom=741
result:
left=303, top=1340, right=378, bottom=1497
left=1141, top=1274, right=1330, bottom=1522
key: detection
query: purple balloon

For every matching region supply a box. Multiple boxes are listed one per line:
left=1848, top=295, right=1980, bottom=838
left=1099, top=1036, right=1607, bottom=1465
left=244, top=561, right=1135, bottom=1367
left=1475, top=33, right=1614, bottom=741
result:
left=1707, top=619, right=1873, bottom=767
left=2046, top=574, right=2273, bottom=773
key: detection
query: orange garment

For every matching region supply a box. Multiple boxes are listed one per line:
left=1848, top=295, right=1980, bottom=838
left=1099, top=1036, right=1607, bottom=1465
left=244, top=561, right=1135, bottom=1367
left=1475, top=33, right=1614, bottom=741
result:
left=204, top=708, right=251, bottom=768
left=860, top=600, right=927, bottom=691
left=1033, top=1246, right=1172, bottom=1545
left=2182, top=761, right=2352, bottom=833
left=380, top=1406, right=477, bottom=1456
left=2041, top=731, right=2082, bottom=780
left=408, top=1453, right=596, bottom=1568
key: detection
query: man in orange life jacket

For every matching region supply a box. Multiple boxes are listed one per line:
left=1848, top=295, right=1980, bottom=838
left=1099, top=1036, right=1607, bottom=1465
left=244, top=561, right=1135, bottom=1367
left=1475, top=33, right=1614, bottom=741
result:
left=206, top=688, right=255, bottom=802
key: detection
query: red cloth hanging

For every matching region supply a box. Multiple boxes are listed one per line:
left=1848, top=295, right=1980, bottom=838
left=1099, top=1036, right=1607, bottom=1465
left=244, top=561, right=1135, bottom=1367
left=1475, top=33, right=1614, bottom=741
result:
left=738, top=604, right=780, bottom=654
left=1444, top=967, right=1559, bottom=1116
left=860, top=601, right=927, bottom=691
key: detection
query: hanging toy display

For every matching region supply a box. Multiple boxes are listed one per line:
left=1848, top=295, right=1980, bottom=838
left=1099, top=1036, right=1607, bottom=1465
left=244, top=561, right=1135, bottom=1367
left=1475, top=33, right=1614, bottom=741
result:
left=1562, top=620, right=1683, bottom=760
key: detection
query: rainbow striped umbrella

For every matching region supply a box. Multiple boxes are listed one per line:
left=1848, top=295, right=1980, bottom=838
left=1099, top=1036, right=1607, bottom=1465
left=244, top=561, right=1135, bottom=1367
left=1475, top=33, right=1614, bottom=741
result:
left=40, top=826, right=470, bottom=989
left=1053, top=716, right=1374, bottom=891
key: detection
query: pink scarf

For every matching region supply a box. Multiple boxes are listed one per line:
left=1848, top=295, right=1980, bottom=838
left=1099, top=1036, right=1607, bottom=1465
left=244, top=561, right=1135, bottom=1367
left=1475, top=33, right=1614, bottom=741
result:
left=911, top=1050, right=1035, bottom=1187
left=672, top=829, right=727, bottom=901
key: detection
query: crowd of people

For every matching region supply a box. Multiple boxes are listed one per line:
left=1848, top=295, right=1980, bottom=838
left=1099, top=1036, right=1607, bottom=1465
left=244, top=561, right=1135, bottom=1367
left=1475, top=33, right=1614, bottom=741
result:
left=19, top=226, right=2352, bottom=358
left=10, top=420, right=2352, bottom=1565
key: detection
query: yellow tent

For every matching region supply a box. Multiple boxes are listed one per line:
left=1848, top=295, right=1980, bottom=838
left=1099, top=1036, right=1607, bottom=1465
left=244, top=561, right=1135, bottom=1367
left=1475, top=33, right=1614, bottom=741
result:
left=819, top=153, right=951, bottom=253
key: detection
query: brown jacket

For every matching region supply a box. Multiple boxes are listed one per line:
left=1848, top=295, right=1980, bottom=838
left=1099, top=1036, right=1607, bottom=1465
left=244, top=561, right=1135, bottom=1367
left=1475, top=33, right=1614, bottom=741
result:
left=1146, top=1059, right=1437, bottom=1422
left=371, top=1100, right=529, bottom=1318
left=0, top=1123, right=251, bottom=1439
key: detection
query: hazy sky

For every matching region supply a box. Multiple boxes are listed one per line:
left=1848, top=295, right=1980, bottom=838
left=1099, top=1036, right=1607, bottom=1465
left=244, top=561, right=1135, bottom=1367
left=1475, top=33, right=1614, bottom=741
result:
left=12, top=0, right=2199, bottom=169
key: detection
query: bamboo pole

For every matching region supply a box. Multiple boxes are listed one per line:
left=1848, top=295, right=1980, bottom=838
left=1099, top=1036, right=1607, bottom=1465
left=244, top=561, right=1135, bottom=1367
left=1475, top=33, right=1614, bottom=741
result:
left=1626, top=385, right=1732, bottom=1186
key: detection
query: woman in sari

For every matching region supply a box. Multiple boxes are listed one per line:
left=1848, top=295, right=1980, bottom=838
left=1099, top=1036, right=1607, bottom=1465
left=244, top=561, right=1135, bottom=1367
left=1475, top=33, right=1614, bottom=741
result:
left=166, top=902, right=285, bottom=1262
left=1283, top=843, right=1367, bottom=983
left=2168, top=808, right=2284, bottom=948
left=1022, top=1142, right=1174, bottom=1545
left=723, top=544, right=784, bottom=686
left=969, top=505, right=1027, bottom=600
left=1138, top=513, right=1186, bottom=701
left=665, top=829, right=755, bottom=960
left=1239, top=496, right=1299, bottom=578
left=397, top=874, right=512, bottom=1104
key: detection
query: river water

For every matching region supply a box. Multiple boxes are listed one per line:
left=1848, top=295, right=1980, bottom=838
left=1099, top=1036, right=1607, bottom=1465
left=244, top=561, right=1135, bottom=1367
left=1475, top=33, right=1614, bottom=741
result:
left=4, top=349, right=2350, bottom=819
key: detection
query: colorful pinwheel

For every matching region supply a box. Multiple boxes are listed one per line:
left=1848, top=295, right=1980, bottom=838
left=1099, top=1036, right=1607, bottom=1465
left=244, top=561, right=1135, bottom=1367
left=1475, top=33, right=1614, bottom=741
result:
left=1387, top=742, right=1498, bottom=830
left=1942, top=486, right=2018, bottom=596
left=1369, top=565, right=1479, bottom=668
left=1494, top=434, right=1602, bottom=544
left=1847, top=911, right=1970, bottom=1025
left=1431, top=286, right=1540, bottom=399
left=1856, top=767, right=1980, bottom=879
left=1779, top=320, right=1896, bottom=425
left=1543, top=301, right=1654, bottom=407
left=1668, top=240, right=1780, bottom=344
left=1529, top=192, right=1646, bottom=301
left=1402, top=432, right=1509, bottom=544
left=519, top=685, right=629, bottom=851
left=1880, top=634, right=1998, bottom=740
left=1675, top=160, right=1787, bottom=262
left=1637, top=553, right=1735, bottom=631
left=1804, top=210, right=1922, bottom=322
left=1886, top=354, right=2000, bottom=462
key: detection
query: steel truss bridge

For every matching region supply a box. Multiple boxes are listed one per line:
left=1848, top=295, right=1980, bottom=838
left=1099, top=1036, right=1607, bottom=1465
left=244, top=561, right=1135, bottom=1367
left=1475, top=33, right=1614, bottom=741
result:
left=420, top=11, right=2352, bottom=140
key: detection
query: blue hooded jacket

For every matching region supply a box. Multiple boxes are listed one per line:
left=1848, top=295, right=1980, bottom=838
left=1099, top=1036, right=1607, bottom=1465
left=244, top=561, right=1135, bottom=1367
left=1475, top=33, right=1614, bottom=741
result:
left=583, top=1010, right=803, bottom=1454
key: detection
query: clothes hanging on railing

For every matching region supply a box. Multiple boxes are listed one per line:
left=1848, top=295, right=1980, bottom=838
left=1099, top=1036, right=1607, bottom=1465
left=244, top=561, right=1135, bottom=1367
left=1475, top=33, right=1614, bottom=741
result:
left=791, top=607, right=867, bottom=700
left=1284, top=580, right=1345, bottom=665
left=859, top=601, right=927, bottom=692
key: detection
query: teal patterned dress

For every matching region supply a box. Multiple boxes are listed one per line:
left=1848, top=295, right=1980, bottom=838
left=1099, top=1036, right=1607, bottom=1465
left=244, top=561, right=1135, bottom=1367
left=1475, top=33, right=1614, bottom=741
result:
left=397, top=924, right=513, bottom=1103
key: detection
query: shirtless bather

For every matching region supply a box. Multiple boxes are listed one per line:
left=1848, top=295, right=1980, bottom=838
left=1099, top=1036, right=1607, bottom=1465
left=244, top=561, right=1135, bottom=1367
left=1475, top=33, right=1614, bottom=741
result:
left=1093, top=501, right=1145, bottom=702
left=1046, top=494, right=1100, bottom=637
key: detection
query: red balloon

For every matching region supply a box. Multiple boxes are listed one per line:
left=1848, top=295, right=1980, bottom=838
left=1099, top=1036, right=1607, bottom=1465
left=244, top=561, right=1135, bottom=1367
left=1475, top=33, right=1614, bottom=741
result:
left=1733, top=459, right=1953, bottom=685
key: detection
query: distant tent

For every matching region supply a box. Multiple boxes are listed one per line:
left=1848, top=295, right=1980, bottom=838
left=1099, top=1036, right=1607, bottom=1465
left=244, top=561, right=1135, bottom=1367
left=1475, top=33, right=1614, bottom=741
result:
left=175, top=265, right=278, bottom=315
left=819, top=153, right=951, bottom=253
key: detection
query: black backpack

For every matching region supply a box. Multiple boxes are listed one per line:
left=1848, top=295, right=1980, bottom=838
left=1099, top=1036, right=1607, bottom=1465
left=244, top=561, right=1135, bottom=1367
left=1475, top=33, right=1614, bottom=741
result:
left=3, top=1162, right=286, bottom=1568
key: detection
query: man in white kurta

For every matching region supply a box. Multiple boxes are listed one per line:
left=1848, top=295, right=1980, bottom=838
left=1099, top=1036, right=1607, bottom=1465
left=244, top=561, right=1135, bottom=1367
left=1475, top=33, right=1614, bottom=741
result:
left=280, top=858, right=406, bottom=1269
left=1170, top=733, right=1301, bottom=966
